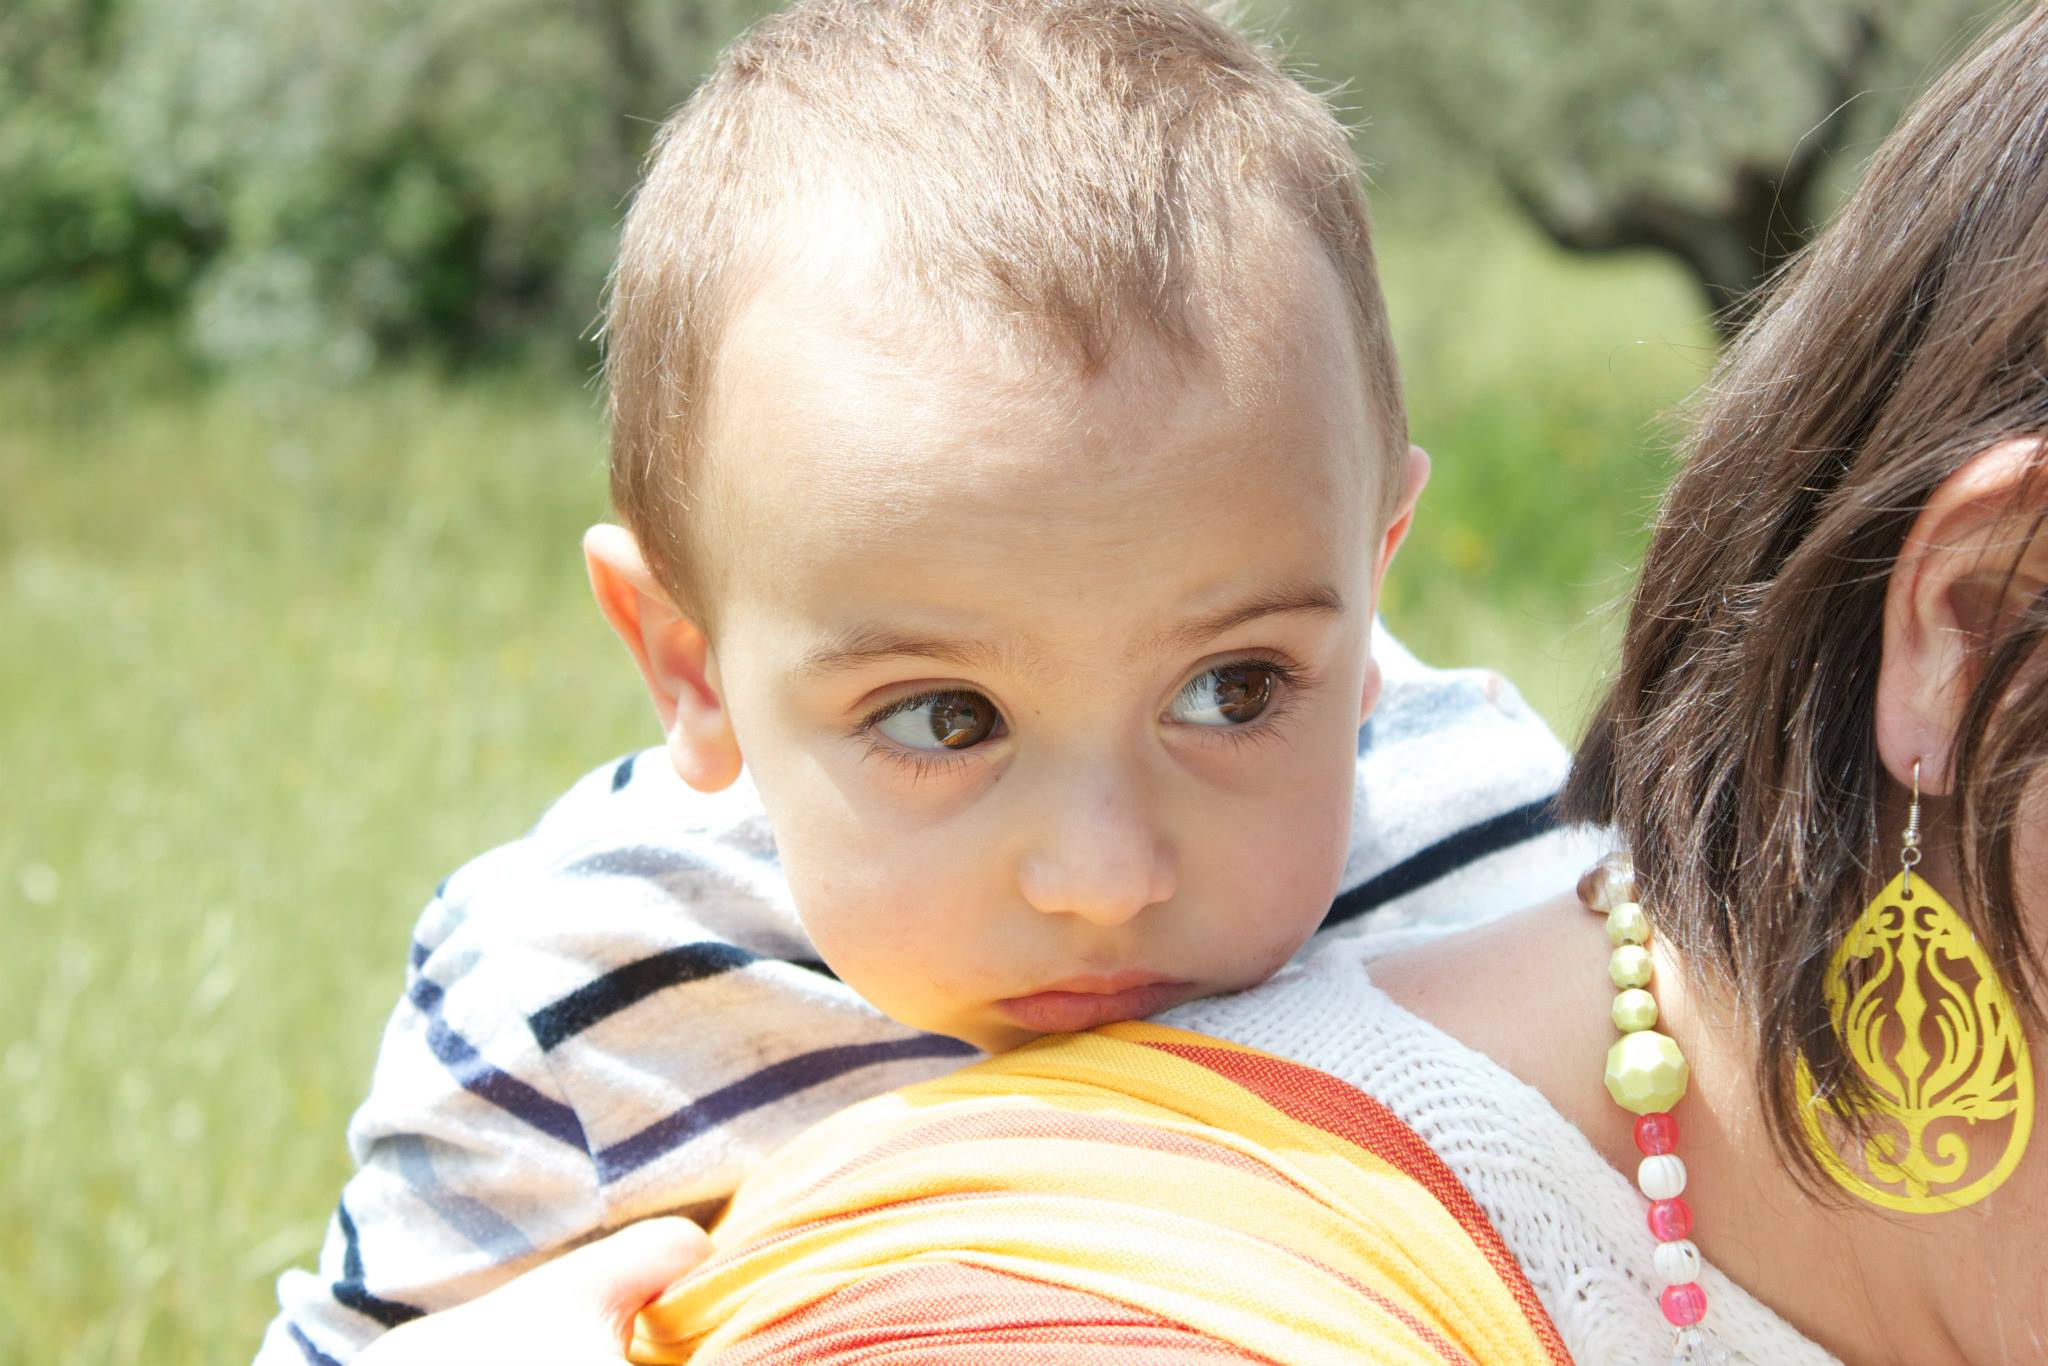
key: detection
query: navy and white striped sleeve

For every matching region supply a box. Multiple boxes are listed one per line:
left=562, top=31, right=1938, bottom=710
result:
left=255, top=865, right=608, bottom=1366
left=256, top=757, right=977, bottom=1366
left=1314, top=622, right=1605, bottom=937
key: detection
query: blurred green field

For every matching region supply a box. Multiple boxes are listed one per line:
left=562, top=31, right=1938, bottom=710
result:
left=1380, top=211, right=1714, bottom=722
left=0, top=215, right=1712, bottom=1364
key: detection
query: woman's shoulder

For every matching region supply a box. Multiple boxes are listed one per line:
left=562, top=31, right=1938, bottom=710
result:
left=1162, top=902, right=1842, bottom=1366
left=1370, top=895, right=1628, bottom=1155
left=1161, top=903, right=1642, bottom=1266
left=1167, top=895, right=1619, bottom=1140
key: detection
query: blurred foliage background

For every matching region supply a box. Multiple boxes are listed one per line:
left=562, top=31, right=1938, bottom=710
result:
left=0, top=1, right=2013, bottom=1361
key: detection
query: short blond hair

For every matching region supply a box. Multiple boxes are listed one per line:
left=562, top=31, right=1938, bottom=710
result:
left=605, top=0, right=1406, bottom=614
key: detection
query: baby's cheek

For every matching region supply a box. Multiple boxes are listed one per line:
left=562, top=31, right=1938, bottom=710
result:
left=1202, top=860, right=1333, bottom=976
left=782, top=866, right=893, bottom=977
left=1238, top=789, right=1352, bottom=955
left=1260, top=770, right=1353, bottom=877
left=792, top=868, right=971, bottom=994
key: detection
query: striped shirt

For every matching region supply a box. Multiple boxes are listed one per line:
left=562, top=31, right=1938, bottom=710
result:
left=256, top=626, right=1599, bottom=1366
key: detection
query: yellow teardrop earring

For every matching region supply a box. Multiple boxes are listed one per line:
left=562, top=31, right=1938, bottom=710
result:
left=1795, top=759, right=2035, bottom=1212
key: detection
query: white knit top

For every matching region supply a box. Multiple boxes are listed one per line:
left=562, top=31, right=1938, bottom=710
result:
left=1161, top=936, right=1842, bottom=1366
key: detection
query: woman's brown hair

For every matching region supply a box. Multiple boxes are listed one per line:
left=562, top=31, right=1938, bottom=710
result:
left=1562, top=2, right=2048, bottom=1186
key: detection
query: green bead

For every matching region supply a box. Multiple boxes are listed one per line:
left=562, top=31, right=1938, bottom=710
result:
left=1611, top=987, right=1659, bottom=1033
left=1606, top=902, right=1650, bottom=946
left=1608, top=943, right=1653, bottom=990
left=1605, top=1029, right=1691, bottom=1115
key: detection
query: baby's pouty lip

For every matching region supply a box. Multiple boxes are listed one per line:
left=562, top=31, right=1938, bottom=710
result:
left=992, top=973, right=1193, bottom=1034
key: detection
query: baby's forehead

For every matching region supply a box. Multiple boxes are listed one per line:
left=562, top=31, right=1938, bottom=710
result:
left=685, top=241, right=1382, bottom=630
left=713, top=207, right=1367, bottom=458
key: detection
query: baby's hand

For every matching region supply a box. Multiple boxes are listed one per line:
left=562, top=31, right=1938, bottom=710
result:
left=353, top=1216, right=710, bottom=1366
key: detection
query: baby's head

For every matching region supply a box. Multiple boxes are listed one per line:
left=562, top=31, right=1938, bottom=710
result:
left=589, top=0, right=1424, bottom=1050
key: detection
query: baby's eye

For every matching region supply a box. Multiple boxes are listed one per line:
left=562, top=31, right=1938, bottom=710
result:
left=1167, top=663, right=1278, bottom=727
left=870, top=690, right=1003, bottom=751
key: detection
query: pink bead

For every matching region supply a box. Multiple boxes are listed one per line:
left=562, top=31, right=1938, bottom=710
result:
left=1634, top=1112, right=1679, bottom=1155
left=1647, top=1196, right=1693, bottom=1242
left=1660, top=1282, right=1708, bottom=1327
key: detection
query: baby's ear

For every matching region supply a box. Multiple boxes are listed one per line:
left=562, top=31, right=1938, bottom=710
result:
left=1875, top=439, right=2048, bottom=794
left=1372, top=445, right=1430, bottom=590
left=583, top=525, right=742, bottom=793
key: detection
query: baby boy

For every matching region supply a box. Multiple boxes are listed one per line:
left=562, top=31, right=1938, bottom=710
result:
left=259, top=2, right=1581, bottom=1361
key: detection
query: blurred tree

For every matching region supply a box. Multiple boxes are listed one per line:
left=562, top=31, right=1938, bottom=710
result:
left=0, top=0, right=2017, bottom=364
left=0, top=0, right=218, bottom=344
left=1269, top=0, right=2007, bottom=334
left=110, top=0, right=779, bottom=367
left=2, top=0, right=771, bottom=367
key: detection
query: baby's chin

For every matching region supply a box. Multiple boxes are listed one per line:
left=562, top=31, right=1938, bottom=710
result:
left=952, top=1020, right=1039, bottom=1054
left=933, top=979, right=1241, bottom=1053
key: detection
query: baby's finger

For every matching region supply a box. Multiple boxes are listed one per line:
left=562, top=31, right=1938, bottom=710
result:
left=540, top=1217, right=713, bottom=1347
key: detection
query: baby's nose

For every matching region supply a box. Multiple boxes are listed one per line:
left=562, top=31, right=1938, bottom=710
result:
left=1015, top=783, right=1178, bottom=925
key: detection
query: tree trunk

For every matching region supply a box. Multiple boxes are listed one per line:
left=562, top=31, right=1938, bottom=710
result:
left=1495, top=13, right=1879, bottom=342
left=1506, top=168, right=1823, bottom=342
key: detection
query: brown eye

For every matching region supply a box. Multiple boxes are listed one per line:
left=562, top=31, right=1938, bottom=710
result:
left=872, top=691, right=1002, bottom=752
left=927, top=693, right=998, bottom=748
left=1169, top=663, right=1277, bottom=727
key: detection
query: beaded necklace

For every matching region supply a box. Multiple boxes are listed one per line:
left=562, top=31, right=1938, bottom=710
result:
left=1577, top=854, right=1723, bottom=1366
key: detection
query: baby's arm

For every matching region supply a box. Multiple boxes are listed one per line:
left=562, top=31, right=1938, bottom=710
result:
left=256, top=756, right=975, bottom=1365
left=257, top=878, right=625, bottom=1365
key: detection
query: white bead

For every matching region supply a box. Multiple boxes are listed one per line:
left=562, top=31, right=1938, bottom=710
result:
left=1638, top=1153, right=1688, bottom=1201
left=1654, top=1238, right=1702, bottom=1285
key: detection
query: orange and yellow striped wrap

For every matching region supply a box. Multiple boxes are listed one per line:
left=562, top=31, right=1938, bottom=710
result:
left=630, top=1022, right=1570, bottom=1365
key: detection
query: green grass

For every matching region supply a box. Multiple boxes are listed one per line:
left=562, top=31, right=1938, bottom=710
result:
left=0, top=215, right=1712, bottom=1365
left=1, top=363, right=653, bottom=1363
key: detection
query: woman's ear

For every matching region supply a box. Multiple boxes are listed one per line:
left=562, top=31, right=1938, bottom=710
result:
left=583, top=524, right=743, bottom=792
left=1875, top=439, right=2048, bottom=794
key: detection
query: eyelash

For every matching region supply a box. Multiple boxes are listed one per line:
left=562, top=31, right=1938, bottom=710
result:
left=1183, top=660, right=1306, bottom=749
left=854, top=691, right=987, bottom=781
left=851, top=656, right=1312, bottom=778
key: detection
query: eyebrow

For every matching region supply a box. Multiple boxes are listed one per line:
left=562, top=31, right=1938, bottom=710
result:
left=1138, top=582, right=1346, bottom=658
left=796, top=628, right=1008, bottom=678
left=794, top=582, right=1346, bottom=679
